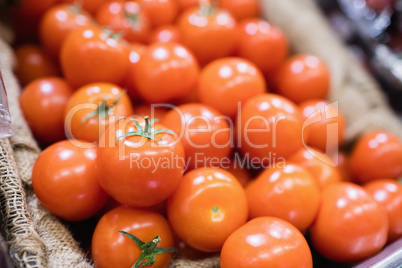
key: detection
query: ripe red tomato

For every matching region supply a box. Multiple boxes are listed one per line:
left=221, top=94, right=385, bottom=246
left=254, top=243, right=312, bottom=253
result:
left=237, top=93, right=306, bottom=163
left=289, top=147, right=342, bottom=190
left=246, top=164, right=320, bottom=232
left=162, top=103, right=232, bottom=171
left=167, top=168, right=248, bottom=252
left=364, top=179, right=402, bottom=243
left=20, top=77, right=73, bottom=145
left=236, top=18, right=288, bottom=76
left=64, top=83, right=134, bottom=143
left=58, top=0, right=109, bottom=14
left=134, top=103, right=170, bottom=120
left=299, top=99, right=346, bottom=153
left=178, top=6, right=237, bottom=65
left=219, top=0, right=259, bottom=20
left=350, top=130, right=402, bottom=183
left=198, top=57, right=266, bottom=119
left=14, top=44, right=60, bottom=86
left=136, top=0, right=178, bottom=27
left=310, top=182, right=388, bottom=262
left=95, top=1, right=151, bottom=43
left=220, top=217, right=313, bottom=268
left=92, top=206, right=175, bottom=268
left=148, top=25, right=181, bottom=43
left=97, top=116, right=185, bottom=207
left=39, top=4, right=95, bottom=59
left=273, top=54, right=330, bottom=103
left=60, top=25, right=130, bottom=87
left=133, top=42, right=199, bottom=103
left=32, top=140, right=108, bottom=221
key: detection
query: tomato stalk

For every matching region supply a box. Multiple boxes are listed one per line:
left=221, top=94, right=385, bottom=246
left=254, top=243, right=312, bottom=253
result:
left=199, top=0, right=219, bottom=16
left=119, top=231, right=177, bottom=268
left=82, top=91, right=126, bottom=124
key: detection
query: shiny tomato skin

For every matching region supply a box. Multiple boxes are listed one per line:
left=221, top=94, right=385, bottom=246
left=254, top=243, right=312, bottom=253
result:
left=246, top=164, right=320, bottom=232
left=14, top=44, right=60, bottom=86
left=350, top=130, right=402, bottom=183
left=273, top=54, right=330, bottom=103
left=148, top=24, right=181, bottom=43
left=197, top=57, right=266, bottom=119
left=162, top=103, right=232, bottom=171
left=310, top=182, right=388, bottom=262
left=95, top=1, right=151, bottom=43
left=97, top=117, right=185, bottom=207
left=134, top=42, right=199, bottom=103
left=236, top=18, right=288, bottom=76
left=220, top=217, right=313, bottom=268
left=178, top=7, right=237, bottom=65
left=60, top=25, right=130, bottom=87
left=290, top=148, right=342, bottom=190
left=219, top=0, right=259, bottom=20
left=64, top=83, right=134, bottom=143
left=32, top=140, right=108, bottom=221
left=237, top=93, right=306, bottom=162
left=364, top=179, right=402, bottom=243
left=299, top=99, right=346, bottom=153
left=167, top=168, right=248, bottom=252
left=39, top=4, right=95, bottom=59
left=136, top=0, right=178, bottom=27
left=92, top=206, right=174, bottom=268
left=20, top=77, right=73, bottom=145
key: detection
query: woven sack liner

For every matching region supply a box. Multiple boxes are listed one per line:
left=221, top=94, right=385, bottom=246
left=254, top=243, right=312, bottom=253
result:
left=0, top=0, right=401, bottom=267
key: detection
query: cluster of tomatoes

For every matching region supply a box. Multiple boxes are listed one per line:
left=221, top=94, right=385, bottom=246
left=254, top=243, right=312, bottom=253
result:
left=7, top=0, right=402, bottom=267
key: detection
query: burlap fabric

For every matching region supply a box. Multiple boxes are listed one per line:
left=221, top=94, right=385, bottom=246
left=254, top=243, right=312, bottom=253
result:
left=0, top=0, right=401, bottom=267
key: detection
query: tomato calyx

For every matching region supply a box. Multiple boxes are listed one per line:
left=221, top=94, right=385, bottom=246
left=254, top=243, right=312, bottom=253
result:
left=68, top=2, right=82, bottom=15
left=116, top=116, right=177, bottom=143
left=119, top=231, right=177, bottom=268
left=102, top=28, right=123, bottom=41
left=82, top=91, right=126, bottom=124
left=199, top=0, right=219, bottom=16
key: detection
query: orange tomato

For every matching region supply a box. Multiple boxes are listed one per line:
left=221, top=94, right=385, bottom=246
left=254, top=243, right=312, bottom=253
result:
left=219, top=0, right=259, bottom=20
left=299, top=99, right=346, bottom=153
left=178, top=6, right=237, bottom=65
left=236, top=18, right=288, bottom=76
left=58, top=0, right=109, bottom=14
left=222, top=155, right=252, bottom=187
left=133, top=42, right=199, bottom=103
left=134, top=103, right=170, bottom=121
left=273, top=54, right=330, bottom=103
left=39, top=4, right=95, bottom=59
left=20, top=77, right=73, bottom=145
left=290, top=147, right=342, bottom=190
left=364, top=179, right=402, bottom=243
left=246, top=164, right=320, bottom=232
left=14, top=44, right=60, bottom=86
left=148, top=24, right=181, bottom=43
left=198, top=57, right=266, bottom=119
left=136, top=0, right=178, bottom=27
left=64, top=83, right=134, bottom=143
left=350, top=130, right=402, bottom=183
left=167, top=168, right=248, bottom=252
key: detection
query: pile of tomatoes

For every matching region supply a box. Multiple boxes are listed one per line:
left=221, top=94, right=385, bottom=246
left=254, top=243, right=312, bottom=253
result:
left=6, top=0, right=402, bottom=267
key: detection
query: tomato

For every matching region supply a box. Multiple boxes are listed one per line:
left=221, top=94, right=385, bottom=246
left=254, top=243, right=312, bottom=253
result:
left=289, top=147, right=342, bottom=190
left=198, top=57, right=266, bottom=119
left=310, top=182, right=388, bottom=262
left=60, top=25, right=130, bottom=87
left=162, top=103, right=232, bottom=171
left=64, top=83, right=134, bottom=143
left=222, top=155, right=252, bottom=187
left=220, top=217, right=313, bottom=268
left=332, top=151, right=351, bottom=182
left=32, top=140, right=108, bottom=221
left=134, top=103, right=170, bottom=121
left=20, top=77, right=73, bottom=145
left=96, top=1, right=151, bottom=43
left=219, top=0, right=259, bottom=20
left=92, top=206, right=175, bottom=268
left=148, top=25, right=181, bottom=43
left=236, top=18, right=288, bottom=76
left=176, top=0, right=198, bottom=11
left=58, top=0, right=109, bottom=14
left=133, top=42, right=199, bottom=103
left=364, top=179, right=402, bottom=243
left=14, top=44, right=60, bottom=86
left=167, top=168, right=248, bottom=252
left=273, top=54, right=330, bottom=103
left=136, top=0, right=178, bottom=27
left=97, top=116, right=185, bottom=207
left=246, top=164, right=320, bottom=232
left=299, top=99, right=346, bottom=153
left=178, top=6, right=237, bottom=65
left=39, top=4, right=95, bottom=59
left=237, top=93, right=305, bottom=163
left=350, top=130, right=402, bottom=183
